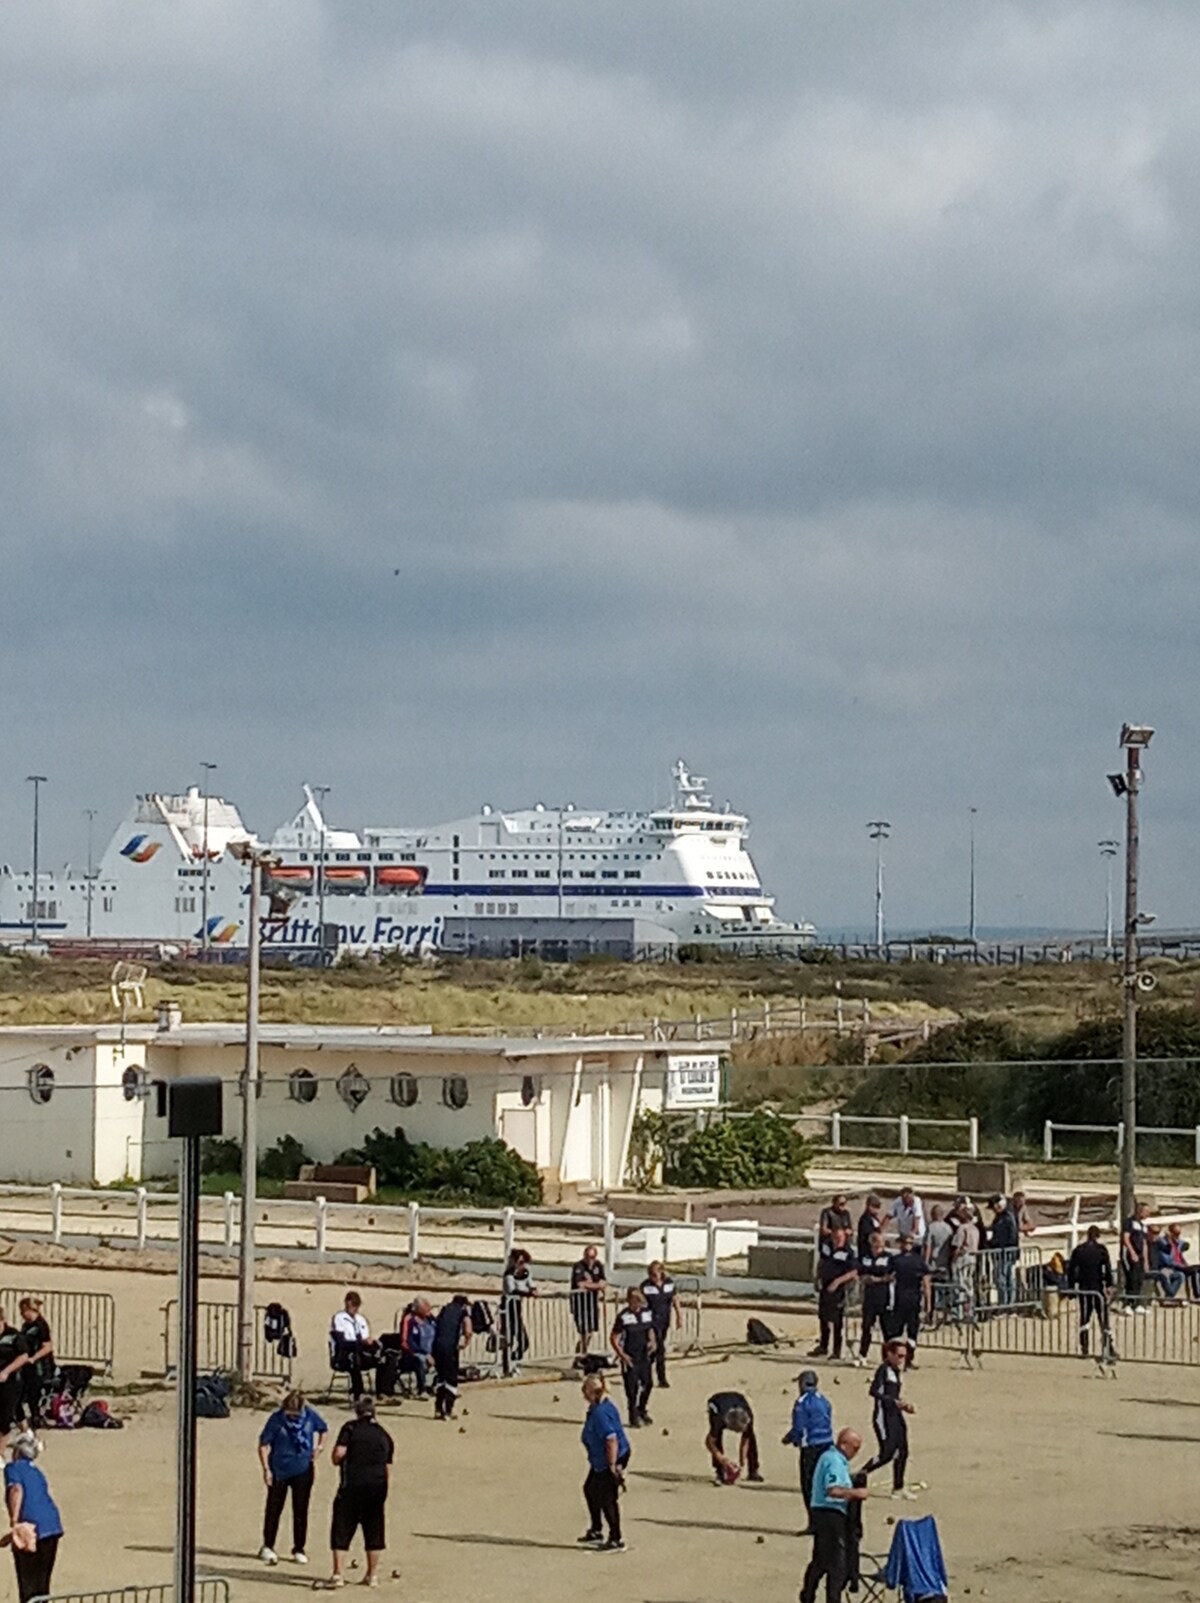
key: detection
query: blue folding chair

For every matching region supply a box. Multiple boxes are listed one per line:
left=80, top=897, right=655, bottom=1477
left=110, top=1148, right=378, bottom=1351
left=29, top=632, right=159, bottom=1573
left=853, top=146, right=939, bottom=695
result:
left=883, top=1515, right=948, bottom=1602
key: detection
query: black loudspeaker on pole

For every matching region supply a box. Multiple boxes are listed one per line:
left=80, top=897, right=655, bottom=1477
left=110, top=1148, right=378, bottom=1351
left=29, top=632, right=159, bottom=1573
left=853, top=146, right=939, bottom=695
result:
left=163, top=1078, right=224, bottom=1603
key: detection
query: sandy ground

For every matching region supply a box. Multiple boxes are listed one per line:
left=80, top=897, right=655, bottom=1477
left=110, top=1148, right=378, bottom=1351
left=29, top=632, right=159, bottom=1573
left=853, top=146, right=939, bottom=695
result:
left=12, top=1321, right=1200, bottom=1603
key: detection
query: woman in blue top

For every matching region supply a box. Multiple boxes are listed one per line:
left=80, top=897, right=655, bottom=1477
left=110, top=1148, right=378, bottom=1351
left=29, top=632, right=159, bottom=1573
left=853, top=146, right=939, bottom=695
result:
left=579, top=1373, right=630, bottom=1553
left=4, top=1430, right=63, bottom=1603
left=257, top=1389, right=328, bottom=1568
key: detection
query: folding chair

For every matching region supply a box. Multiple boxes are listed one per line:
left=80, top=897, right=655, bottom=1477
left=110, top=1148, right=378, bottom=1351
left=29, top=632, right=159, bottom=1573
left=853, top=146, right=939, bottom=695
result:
left=883, top=1514, right=949, bottom=1601
left=851, top=1551, right=891, bottom=1602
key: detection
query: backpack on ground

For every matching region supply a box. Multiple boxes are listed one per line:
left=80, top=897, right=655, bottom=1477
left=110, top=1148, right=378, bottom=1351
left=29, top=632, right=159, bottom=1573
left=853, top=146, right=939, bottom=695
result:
left=195, top=1373, right=231, bottom=1419
left=746, top=1317, right=778, bottom=1346
left=79, top=1400, right=124, bottom=1430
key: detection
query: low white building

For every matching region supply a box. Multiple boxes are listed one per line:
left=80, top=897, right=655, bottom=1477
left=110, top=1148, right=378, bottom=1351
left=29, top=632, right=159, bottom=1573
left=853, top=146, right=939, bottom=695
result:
left=0, top=1010, right=727, bottom=1192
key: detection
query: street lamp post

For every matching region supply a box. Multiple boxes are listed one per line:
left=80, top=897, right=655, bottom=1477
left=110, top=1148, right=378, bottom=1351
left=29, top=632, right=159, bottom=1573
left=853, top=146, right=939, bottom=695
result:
left=229, top=844, right=275, bottom=1380
left=26, top=776, right=47, bottom=944
left=84, top=808, right=97, bottom=938
left=313, top=784, right=331, bottom=963
left=1099, top=839, right=1119, bottom=958
left=199, top=762, right=217, bottom=952
left=1108, top=724, right=1154, bottom=1242
left=968, top=807, right=978, bottom=944
left=867, top=820, right=891, bottom=950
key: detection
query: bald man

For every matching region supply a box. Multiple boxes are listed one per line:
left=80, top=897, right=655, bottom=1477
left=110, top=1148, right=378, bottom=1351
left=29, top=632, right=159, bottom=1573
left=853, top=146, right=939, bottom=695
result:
left=800, top=1428, right=870, bottom=1603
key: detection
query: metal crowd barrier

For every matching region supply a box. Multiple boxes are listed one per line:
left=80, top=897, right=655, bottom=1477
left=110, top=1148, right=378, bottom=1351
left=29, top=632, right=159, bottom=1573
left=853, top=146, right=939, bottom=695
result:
left=916, top=1281, right=1200, bottom=1367
left=1, top=1287, right=116, bottom=1375
left=162, top=1298, right=294, bottom=1382
left=30, top=1583, right=230, bottom=1603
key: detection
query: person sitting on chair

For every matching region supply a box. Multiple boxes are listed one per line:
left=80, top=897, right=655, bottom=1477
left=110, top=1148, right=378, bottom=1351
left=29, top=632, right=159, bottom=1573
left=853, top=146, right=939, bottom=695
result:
left=330, top=1293, right=377, bottom=1400
left=397, top=1299, right=436, bottom=1395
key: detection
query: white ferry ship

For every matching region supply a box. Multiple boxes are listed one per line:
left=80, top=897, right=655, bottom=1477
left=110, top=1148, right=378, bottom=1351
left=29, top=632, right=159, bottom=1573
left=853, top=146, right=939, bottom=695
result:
left=0, top=763, right=815, bottom=957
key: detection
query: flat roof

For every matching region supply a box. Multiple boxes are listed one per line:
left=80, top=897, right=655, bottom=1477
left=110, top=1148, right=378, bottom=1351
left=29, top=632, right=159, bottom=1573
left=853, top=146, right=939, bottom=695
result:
left=0, top=1022, right=726, bottom=1058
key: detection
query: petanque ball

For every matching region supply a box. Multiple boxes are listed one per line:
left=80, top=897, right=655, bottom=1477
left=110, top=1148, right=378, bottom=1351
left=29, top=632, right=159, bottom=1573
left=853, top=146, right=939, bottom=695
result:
left=756, top=1535, right=765, bottom=1544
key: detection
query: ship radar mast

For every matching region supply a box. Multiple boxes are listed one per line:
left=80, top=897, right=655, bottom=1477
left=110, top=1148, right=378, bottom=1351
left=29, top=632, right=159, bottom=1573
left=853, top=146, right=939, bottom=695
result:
left=672, top=759, right=713, bottom=811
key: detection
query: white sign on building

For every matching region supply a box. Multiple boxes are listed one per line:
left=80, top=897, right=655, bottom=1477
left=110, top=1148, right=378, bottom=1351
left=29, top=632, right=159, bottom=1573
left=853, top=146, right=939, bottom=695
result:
left=665, top=1052, right=722, bottom=1109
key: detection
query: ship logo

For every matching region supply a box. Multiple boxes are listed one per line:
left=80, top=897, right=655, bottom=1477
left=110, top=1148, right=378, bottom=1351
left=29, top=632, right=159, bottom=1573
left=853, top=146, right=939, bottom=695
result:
left=196, top=915, right=240, bottom=945
left=120, top=835, right=162, bottom=863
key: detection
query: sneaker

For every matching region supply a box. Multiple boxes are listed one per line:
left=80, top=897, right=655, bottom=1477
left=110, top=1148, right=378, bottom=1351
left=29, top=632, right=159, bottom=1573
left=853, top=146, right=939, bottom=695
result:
left=1135, top=1306, right=1149, bottom=1316
left=806, top=1346, right=827, bottom=1359
left=259, top=1547, right=279, bottom=1566
left=659, top=1378, right=671, bottom=1389
left=640, top=1412, right=653, bottom=1426
left=890, top=1488, right=918, bottom=1501
left=293, top=1552, right=309, bottom=1565
left=628, top=1417, right=641, bottom=1429
left=747, top=1472, right=764, bottom=1483
left=578, top=1530, right=604, bottom=1546
left=312, top=1582, right=345, bottom=1592
left=850, top=1355, right=866, bottom=1368
left=598, top=1539, right=627, bottom=1553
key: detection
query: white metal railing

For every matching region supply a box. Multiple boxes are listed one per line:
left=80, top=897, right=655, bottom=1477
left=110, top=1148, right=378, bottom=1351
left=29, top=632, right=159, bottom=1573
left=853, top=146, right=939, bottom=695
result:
left=0, top=1183, right=804, bottom=1288
left=1043, top=1120, right=1200, bottom=1165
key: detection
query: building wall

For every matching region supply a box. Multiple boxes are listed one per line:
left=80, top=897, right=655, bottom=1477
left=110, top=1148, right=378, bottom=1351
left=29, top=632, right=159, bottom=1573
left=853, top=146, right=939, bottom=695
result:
left=0, top=1037, right=98, bottom=1184
left=93, top=1041, right=152, bottom=1185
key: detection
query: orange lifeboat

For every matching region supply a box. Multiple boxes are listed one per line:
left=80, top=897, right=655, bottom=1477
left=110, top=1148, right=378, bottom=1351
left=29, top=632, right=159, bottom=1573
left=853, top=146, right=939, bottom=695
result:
left=323, top=867, right=369, bottom=886
left=376, top=866, right=425, bottom=889
left=270, top=865, right=314, bottom=886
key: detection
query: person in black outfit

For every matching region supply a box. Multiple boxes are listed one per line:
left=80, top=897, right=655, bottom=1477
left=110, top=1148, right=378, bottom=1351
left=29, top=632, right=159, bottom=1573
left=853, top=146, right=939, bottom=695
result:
left=16, top=1301, right=52, bottom=1429
left=809, top=1228, right=857, bottom=1362
left=856, top=1194, right=885, bottom=1261
left=705, top=1391, right=762, bottom=1483
left=641, top=1260, right=680, bottom=1387
left=501, top=1249, right=534, bottom=1371
left=432, top=1294, right=473, bottom=1420
left=885, top=1235, right=930, bottom=1367
left=319, top=1396, right=393, bottom=1591
left=856, top=1232, right=893, bottom=1365
left=862, top=1339, right=915, bottom=1496
left=988, top=1195, right=1020, bottom=1307
left=612, top=1288, right=657, bottom=1427
left=0, top=1310, right=30, bottom=1435
left=1068, top=1225, right=1115, bottom=1357
left=570, top=1245, right=607, bottom=1355
left=1121, top=1201, right=1151, bottom=1309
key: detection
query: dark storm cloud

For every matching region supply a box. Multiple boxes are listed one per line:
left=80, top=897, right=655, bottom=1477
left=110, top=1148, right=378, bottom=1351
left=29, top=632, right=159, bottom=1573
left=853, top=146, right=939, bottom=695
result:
left=1, top=0, right=1197, bottom=933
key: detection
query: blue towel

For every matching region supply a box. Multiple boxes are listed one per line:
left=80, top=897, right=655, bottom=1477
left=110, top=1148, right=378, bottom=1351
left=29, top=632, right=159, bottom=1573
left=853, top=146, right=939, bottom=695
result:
left=884, top=1515, right=948, bottom=1602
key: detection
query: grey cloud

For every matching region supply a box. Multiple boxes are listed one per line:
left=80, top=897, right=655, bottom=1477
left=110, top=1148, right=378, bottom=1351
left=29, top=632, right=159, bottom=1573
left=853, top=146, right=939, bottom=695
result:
left=1, top=1, right=1197, bottom=935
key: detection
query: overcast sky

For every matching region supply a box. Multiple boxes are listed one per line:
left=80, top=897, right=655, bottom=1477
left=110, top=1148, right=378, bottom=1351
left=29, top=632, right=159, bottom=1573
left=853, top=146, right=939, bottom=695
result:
left=2, top=1, right=1197, bottom=935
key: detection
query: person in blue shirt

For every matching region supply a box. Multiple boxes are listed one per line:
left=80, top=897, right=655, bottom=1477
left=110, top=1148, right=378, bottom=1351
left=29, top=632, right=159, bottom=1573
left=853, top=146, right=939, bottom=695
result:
left=782, top=1370, right=834, bottom=1530
left=801, top=1428, right=869, bottom=1603
left=579, top=1373, right=631, bottom=1554
left=257, top=1390, right=328, bottom=1567
left=4, top=1431, right=64, bottom=1603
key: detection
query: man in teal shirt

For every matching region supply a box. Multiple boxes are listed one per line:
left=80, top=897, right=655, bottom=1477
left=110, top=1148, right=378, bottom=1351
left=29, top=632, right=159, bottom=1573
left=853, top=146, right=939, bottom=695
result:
left=801, top=1428, right=870, bottom=1603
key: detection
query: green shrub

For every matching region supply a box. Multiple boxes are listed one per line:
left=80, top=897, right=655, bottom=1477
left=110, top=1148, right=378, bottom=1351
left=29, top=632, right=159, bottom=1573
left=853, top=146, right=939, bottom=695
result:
left=667, top=1111, right=808, bottom=1190
left=201, top=1137, right=242, bottom=1176
left=259, top=1134, right=312, bottom=1183
left=336, top=1127, right=541, bottom=1207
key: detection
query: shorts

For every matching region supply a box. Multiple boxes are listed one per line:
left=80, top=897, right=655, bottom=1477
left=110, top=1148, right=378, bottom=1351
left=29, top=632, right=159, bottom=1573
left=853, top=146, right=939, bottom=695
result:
left=331, top=1486, right=387, bottom=1553
left=572, top=1290, right=601, bottom=1335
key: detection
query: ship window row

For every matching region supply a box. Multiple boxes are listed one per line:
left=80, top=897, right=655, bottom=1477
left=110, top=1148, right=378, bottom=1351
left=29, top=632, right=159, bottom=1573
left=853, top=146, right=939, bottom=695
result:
left=471, top=899, right=661, bottom=915
left=23, top=901, right=58, bottom=920
left=174, top=896, right=197, bottom=914
left=483, top=852, right=655, bottom=862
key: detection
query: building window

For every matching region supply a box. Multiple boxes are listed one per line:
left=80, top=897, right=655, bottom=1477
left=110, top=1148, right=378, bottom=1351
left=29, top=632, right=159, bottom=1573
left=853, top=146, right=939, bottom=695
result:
left=520, top=1075, right=539, bottom=1107
left=288, top=1068, right=319, bottom=1105
left=27, top=1064, right=54, bottom=1105
left=390, top=1073, right=419, bottom=1108
left=121, top=1066, right=149, bottom=1102
left=337, top=1064, right=371, bottom=1110
left=442, top=1075, right=469, bottom=1111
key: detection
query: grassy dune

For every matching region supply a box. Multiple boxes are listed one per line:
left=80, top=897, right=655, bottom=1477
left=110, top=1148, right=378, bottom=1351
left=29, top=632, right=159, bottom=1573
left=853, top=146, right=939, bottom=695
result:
left=2, top=950, right=1195, bottom=1039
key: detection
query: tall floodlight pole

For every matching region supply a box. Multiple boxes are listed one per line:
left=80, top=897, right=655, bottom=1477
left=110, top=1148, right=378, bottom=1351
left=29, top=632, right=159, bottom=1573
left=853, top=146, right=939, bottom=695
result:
left=1108, top=724, right=1153, bottom=1243
left=199, top=761, right=217, bottom=952
left=313, top=784, right=331, bottom=963
left=968, top=807, right=978, bottom=943
left=26, top=776, right=47, bottom=944
left=867, top=821, right=891, bottom=950
left=233, top=845, right=269, bottom=1380
left=84, top=808, right=98, bottom=938
left=1099, top=839, right=1119, bottom=958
